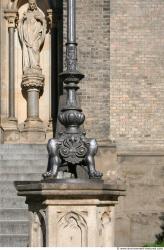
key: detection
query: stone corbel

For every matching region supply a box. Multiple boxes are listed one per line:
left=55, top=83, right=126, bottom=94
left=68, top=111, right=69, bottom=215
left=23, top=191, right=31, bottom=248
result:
left=4, top=9, right=18, bottom=28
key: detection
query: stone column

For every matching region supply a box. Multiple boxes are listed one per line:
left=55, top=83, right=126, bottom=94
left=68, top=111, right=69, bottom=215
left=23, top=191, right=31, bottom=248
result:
left=4, top=10, right=18, bottom=121
left=18, top=1, right=47, bottom=143
left=15, top=180, right=126, bottom=247
left=4, top=10, right=19, bottom=142
left=21, top=74, right=45, bottom=143
left=46, top=9, right=55, bottom=139
left=22, top=75, right=44, bottom=124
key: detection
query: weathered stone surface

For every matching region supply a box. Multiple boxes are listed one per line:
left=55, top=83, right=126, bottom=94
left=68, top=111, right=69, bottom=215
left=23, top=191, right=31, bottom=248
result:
left=94, top=144, right=164, bottom=246
left=15, top=180, right=125, bottom=247
left=20, top=129, right=46, bottom=144
left=0, top=144, right=47, bottom=247
left=113, top=151, right=164, bottom=246
left=4, top=129, right=20, bottom=144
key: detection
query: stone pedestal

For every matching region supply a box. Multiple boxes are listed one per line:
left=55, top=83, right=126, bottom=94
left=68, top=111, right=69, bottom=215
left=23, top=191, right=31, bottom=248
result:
left=15, top=180, right=125, bottom=247
left=20, top=73, right=46, bottom=143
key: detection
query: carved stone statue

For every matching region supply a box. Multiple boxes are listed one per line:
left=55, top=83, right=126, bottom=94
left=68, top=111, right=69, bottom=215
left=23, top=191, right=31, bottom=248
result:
left=18, top=0, right=46, bottom=74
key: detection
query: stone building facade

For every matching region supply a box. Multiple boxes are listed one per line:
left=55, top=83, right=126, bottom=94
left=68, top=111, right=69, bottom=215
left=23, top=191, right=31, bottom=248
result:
left=0, top=0, right=164, bottom=247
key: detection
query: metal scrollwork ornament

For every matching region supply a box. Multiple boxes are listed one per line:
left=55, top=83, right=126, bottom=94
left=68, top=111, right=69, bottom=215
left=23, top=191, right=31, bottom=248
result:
left=43, top=0, right=103, bottom=181
left=59, top=136, right=88, bottom=164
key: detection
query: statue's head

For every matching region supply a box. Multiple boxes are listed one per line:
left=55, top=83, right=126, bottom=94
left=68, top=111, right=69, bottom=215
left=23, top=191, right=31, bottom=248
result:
left=28, top=0, right=37, bottom=11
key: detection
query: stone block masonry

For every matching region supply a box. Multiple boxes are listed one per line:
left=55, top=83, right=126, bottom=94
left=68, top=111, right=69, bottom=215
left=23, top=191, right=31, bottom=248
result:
left=64, top=0, right=164, bottom=145
left=110, top=0, right=164, bottom=144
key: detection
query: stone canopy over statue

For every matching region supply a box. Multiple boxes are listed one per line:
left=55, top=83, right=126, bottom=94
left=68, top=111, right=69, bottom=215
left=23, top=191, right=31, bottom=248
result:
left=18, top=0, right=46, bottom=75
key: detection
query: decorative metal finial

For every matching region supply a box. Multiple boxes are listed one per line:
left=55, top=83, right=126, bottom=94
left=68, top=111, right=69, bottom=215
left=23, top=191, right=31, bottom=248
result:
left=43, top=0, right=103, bottom=180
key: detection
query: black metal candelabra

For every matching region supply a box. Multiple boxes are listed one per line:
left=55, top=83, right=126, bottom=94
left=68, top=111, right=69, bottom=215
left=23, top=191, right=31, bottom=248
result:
left=43, top=0, right=103, bottom=180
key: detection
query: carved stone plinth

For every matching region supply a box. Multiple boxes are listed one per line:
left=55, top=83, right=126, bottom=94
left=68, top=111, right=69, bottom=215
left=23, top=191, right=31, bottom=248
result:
left=20, top=128, right=46, bottom=144
left=15, top=180, right=125, bottom=247
left=3, top=118, right=19, bottom=143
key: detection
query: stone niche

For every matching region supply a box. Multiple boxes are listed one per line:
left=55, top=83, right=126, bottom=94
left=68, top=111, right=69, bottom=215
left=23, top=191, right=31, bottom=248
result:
left=0, top=0, right=62, bottom=143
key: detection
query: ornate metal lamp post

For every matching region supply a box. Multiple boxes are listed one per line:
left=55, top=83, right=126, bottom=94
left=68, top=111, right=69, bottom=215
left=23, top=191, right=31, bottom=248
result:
left=15, top=2, right=126, bottom=247
left=43, top=0, right=102, bottom=180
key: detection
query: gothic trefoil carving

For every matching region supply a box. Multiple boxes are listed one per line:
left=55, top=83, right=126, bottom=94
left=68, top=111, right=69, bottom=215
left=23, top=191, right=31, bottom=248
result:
left=98, top=208, right=112, bottom=247
left=58, top=211, right=88, bottom=247
left=30, top=209, right=46, bottom=247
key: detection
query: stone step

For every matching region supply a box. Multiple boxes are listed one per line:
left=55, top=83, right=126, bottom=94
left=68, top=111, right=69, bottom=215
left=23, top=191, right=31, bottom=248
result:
left=0, top=181, right=17, bottom=198
left=0, top=173, right=43, bottom=181
left=0, top=147, right=47, bottom=154
left=0, top=144, right=46, bottom=150
left=0, top=220, right=29, bottom=234
left=0, top=159, right=47, bottom=168
left=0, top=149, right=47, bottom=154
left=0, top=144, right=48, bottom=247
left=0, top=153, right=48, bottom=160
left=0, top=181, right=46, bottom=196
left=0, top=150, right=46, bottom=154
left=0, top=209, right=28, bottom=221
left=0, top=181, right=19, bottom=189
left=0, top=165, right=46, bottom=174
left=0, top=186, right=17, bottom=197
left=0, top=197, right=27, bottom=208
left=0, top=234, right=28, bottom=247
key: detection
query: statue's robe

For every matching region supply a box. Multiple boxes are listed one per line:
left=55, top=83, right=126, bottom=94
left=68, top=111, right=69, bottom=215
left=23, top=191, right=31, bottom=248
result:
left=18, top=9, right=46, bottom=73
